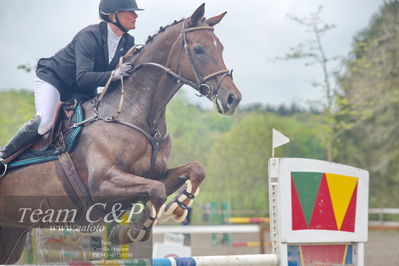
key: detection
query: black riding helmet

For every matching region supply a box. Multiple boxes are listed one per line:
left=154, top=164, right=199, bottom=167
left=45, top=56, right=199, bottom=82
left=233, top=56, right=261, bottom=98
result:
left=99, top=0, right=144, bottom=33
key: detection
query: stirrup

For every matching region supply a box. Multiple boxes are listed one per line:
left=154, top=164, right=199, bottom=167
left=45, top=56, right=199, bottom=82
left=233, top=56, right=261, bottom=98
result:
left=0, top=159, right=7, bottom=177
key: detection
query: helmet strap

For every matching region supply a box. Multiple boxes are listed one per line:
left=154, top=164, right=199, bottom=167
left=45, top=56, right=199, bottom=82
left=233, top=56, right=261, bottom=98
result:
left=113, top=12, right=129, bottom=33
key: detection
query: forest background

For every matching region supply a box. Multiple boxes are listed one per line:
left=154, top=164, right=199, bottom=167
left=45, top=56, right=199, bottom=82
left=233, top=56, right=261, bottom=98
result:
left=0, top=1, right=398, bottom=221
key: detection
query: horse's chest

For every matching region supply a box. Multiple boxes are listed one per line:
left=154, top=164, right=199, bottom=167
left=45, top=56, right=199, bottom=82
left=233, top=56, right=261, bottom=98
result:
left=131, top=141, right=170, bottom=179
left=151, top=154, right=169, bottom=179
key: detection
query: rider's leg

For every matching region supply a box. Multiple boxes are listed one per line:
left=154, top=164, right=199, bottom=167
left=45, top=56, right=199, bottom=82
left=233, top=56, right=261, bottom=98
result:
left=34, top=77, right=61, bottom=135
left=0, top=116, right=41, bottom=160
left=0, top=77, right=60, bottom=175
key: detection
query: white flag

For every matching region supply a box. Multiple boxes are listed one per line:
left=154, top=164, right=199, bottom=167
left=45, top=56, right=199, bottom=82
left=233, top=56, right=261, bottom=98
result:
left=272, top=128, right=290, bottom=149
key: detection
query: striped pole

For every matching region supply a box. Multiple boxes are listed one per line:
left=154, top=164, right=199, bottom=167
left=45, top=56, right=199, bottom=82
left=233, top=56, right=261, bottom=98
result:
left=232, top=241, right=272, bottom=247
left=76, top=254, right=279, bottom=266
left=229, top=217, right=270, bottom=224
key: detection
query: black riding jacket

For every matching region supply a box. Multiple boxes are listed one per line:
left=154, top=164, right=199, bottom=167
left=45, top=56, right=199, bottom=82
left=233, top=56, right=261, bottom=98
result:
left=36, top=22, right=135, bottom=102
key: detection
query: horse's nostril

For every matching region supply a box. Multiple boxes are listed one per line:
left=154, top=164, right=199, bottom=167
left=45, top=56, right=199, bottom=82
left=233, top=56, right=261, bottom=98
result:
left=227, top=93, right=236, bottom=107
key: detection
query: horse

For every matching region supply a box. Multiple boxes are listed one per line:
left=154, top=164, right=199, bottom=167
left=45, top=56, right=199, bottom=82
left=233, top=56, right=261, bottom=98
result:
left=0, top=3, right=241, bottom=264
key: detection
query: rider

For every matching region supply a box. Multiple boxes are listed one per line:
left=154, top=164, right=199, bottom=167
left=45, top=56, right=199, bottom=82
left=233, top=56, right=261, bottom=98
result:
left=0, top=0, right=143, bottom=175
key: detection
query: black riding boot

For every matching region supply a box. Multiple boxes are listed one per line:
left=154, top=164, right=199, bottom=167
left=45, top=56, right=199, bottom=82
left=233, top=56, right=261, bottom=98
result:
left=0, top=115, right=42, bottom=177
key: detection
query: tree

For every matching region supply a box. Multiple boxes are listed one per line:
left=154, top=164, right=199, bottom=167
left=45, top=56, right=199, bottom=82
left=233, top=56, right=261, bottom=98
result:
left=336, top=0, right=399, bottom=206
left=274, top=6, right=341, bottom=161
left=166, top=91, right=235, bottom=167
left=197, top=112, right=325, bottom=213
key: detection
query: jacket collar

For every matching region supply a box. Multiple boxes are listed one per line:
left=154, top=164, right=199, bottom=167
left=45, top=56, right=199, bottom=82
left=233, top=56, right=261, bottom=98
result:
left=100, top=22, right=128, bottom=69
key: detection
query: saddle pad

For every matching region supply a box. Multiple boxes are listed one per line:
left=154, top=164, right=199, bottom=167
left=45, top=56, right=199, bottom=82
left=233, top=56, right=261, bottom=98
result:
left=8, top=104, right=84, bottom=169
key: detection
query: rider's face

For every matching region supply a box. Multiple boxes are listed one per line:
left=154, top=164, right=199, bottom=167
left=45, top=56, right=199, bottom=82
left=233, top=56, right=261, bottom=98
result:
left=118, top=11, right=138, bottom=30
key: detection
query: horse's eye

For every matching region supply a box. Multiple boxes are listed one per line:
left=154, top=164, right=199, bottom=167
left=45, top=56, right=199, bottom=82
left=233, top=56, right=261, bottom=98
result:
left=193, top=46, right=205, bottom=54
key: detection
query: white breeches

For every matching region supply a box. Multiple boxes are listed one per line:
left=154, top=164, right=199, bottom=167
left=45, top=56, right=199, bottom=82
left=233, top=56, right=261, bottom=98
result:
left=34, top=76, right=61, bottom=135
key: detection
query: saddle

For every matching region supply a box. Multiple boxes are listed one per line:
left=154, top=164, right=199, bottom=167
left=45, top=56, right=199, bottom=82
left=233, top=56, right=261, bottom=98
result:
left=6, top=100, right=102, bottom=215
left=7, top=101, right=85, bottom=169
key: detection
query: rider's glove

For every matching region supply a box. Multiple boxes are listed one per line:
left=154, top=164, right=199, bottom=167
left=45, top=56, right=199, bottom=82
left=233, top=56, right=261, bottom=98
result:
left=112, top=62, right=133, bottom=81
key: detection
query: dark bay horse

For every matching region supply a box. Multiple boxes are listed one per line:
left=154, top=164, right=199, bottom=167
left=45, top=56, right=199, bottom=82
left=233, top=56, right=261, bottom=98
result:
left=0, top=4, right=241, bottom=264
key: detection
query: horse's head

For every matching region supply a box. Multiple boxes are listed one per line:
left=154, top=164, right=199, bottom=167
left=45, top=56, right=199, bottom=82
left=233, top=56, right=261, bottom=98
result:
left=173, top=3, right=242, bottom=115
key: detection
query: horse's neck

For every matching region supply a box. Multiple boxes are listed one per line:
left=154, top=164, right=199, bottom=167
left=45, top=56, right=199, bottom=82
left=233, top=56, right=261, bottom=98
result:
left=100, top=23, right=183, bottom=133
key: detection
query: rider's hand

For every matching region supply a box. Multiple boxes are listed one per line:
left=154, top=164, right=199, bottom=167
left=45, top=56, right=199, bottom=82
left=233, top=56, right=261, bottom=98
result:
left=112, top=62, right=133, bottom=81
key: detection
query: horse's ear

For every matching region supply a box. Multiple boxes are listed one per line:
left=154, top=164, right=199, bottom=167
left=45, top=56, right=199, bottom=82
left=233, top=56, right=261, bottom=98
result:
left=190, top=3, right=205, bottom=26
left=205, top=11, right=227, bottom=26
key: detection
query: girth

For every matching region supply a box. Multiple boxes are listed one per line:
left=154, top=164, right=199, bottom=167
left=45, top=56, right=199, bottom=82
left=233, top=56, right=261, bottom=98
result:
left=57, top=151, right=119, bottom=220
left=58, top=152, right=91, bottom=211
left=99, top=116, right=169, bottom=179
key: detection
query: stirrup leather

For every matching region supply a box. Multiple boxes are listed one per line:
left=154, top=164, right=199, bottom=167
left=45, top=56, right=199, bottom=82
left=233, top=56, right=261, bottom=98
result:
left=0, top=159, right=7, bottom=177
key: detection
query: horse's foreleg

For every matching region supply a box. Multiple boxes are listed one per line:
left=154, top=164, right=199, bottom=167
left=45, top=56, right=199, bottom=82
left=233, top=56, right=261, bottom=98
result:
left=157, top=161, right=205, bottom=224
left=98, top=169, right=167, bottom=245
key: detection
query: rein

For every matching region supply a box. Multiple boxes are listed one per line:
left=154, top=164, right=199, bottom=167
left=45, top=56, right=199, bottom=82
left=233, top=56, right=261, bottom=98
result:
left=76, top=19, right=232, bottom=179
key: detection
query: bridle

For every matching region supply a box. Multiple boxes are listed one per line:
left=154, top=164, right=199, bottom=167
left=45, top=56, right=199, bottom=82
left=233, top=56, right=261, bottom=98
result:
left=180, top=19, right=233, bottom=102
left=128, top=18, right=233, bottom=112
left=79, top=18, right=233, bottom=178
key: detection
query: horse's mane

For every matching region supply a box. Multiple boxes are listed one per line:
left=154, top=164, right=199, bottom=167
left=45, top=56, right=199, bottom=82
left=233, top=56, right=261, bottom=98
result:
left=145, top=19, right=185, bottom=45
left=131, top=17, right=208, bottom=56
left=130, top=19, right=185, bottom=58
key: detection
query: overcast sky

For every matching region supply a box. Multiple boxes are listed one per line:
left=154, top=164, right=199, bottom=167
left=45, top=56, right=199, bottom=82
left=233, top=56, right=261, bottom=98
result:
left=0, top=0, right=385, bottom=108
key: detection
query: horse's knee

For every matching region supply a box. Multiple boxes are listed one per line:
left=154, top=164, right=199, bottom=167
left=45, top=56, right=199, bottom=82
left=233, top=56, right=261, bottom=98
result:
left=189, top=161, right=206, bottom=183
left=148, top=182, right=167, bottom=207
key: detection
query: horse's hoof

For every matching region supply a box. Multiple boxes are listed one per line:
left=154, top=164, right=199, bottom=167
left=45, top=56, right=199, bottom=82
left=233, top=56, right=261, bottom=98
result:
left=173, top=208, right=188, bottom=223
left=158, top=201, right=187, bottom=223
left=127, top=227, right=151, bottom=242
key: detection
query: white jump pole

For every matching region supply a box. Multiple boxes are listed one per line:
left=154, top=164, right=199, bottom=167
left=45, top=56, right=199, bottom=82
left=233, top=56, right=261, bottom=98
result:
left=88, top=254, right=279, bottom=266
left=170, top=254, right=279, bottom=266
